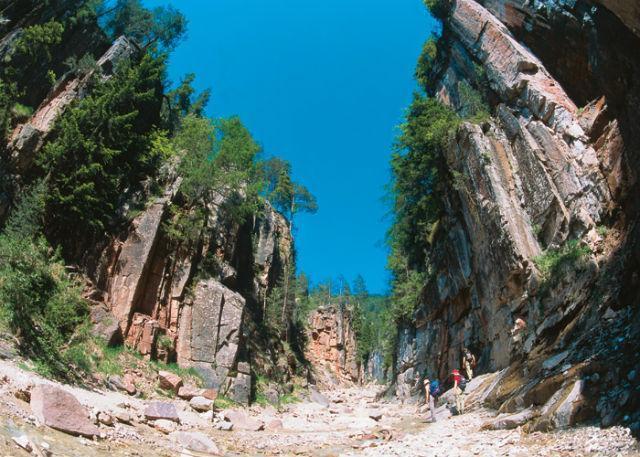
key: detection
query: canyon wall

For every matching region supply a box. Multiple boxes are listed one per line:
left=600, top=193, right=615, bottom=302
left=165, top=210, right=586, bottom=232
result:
left=395, top=0, right=640, bottom=433
left=306, top=306, right=360, bottom=387
left=0, top=14, right=295, bottom=403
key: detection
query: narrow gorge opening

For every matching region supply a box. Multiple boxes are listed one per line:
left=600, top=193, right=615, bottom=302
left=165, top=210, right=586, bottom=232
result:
left=0, top=1, right=639, bottom=455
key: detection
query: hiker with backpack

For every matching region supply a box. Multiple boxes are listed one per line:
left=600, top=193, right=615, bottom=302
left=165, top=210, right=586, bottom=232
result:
left=423, top=376, right=440, bottom=422
left=451, top=368, right=466, bottom=415
left=462, top=347, right=476, bottom=380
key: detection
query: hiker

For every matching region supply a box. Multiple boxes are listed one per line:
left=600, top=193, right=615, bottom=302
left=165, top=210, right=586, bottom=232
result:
left=510, top=317, right=527, bottom=355
left=462, top=347, right=476, bottom=380
left=423, top=376, right=440, bottom=422
left=451, top=368, right=466, bottom=415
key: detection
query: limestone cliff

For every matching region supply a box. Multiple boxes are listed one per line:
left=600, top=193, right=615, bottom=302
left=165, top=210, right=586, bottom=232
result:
left=394, top=0, right=640, bottom=433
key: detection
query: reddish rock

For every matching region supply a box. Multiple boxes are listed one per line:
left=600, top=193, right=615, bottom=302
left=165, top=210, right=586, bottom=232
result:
left=144, top=402, right=180, bottom=423
left=265, top=418, right=283, bottom=431
left=177, top=385, right=205, bottom=400
left=30, top=384, right=100, bottom=438
left=158, top=370, right=183, bottom=393
left=203, top=389, right=218, bottom=401
left=306, top=307, right=360, bottom=386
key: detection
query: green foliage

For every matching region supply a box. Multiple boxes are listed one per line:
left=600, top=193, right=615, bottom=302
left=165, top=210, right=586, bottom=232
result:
left=103, top=0, right=187, bottom=51
left=0, top=184, right=88, bottom=379
left=213, top=395, right=239, bottom=410
left=388, top=94, right=460, bottom=271
left=37, top=53, right=165, bottom=244
left=260, top=157, right=318, bottom=230
left=415, top=36, right=438, bottom=93
left=11, top=103, right=34, bottom=122
left=166, top=114, right=263, bottom=246
left=15, top=21, right=65, bottom=62
left=0, top=80, right=16, bottom=136
left=457, top=81, right=491, bottom=123
left=389, top=270, right=426, bottom=323
left=161, top=73, right=211, bottom=132
left=423, top=0, right=449, bottom=19
left=534, top=239, right=592, bottom=287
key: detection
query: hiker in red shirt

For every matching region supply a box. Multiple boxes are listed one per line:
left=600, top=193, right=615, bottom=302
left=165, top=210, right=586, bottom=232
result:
left=452, top=368, right=465, bottom=414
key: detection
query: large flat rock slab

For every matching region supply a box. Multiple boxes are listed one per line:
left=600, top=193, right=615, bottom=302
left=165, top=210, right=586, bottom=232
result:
left=30, top=384, right=100, bottom=438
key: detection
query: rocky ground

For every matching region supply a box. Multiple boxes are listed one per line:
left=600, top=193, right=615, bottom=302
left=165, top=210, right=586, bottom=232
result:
left=0, top=360, right=638, bottom=457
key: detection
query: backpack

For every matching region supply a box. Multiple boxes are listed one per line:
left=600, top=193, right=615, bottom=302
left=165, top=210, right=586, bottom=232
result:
left=459, top=376, right=468, bottom=392
left=429, top=380, right=441, bottom=397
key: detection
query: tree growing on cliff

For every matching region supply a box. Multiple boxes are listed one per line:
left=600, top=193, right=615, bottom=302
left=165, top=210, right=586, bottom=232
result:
left=103, top=0, right=187, bottom=52
left=37, top=53, right=165, bottom=252
left=161, top=73, right=211, bottom=132
left=260, top=157, right=318, bottom=232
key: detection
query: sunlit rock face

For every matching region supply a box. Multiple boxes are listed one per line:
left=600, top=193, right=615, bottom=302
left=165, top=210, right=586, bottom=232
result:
left=306, top=306, right=360, bottom=387
left=394, top=0, right=640, bottom=432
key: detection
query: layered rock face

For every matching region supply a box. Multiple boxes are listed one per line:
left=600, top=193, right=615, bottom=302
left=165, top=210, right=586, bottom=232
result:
left=306, top=306, right=360, bottom=387
left=8, top=36, right=137, bottom=173
left=93, top=185, right=292, bottom=401
left=396, top=0, right=640, bottom=432
left=0, top=13, right=295, bottom=403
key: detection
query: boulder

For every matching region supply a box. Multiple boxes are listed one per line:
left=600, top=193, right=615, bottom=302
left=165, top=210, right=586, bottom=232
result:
left=30, top=384, right=100, bottom=438
left=224, top=410, right=264, bottom=431
left=178, top=385, right=205, bottom=400
left=190, top=396, right=214, bottom=412
left=216, top=421, right=233, bottom=431
left=481, top=408, right=536, bottom=430
left=144, top=402, right=180, bottom=423
left=158, top=371, right=183, bottom=393
left=97, top=412, right=114, bottom=426
left=231, top=373, right=251, bottom=404
left=11, top=435, right=32, bottom=453
left=203, top=388, right=218, bottom=401
left=310, top=388, right=330, bottom=407
left=153, top=418, right=177, bottom=434
left=170, top=431, right=220, bottom=455
left=89, top=306, right=122, bottom=346
left=114, top=411, right=132, bottom=424
left=108, top=375, right=136, bottom=395
left=265, top=418, right=283, bottom=431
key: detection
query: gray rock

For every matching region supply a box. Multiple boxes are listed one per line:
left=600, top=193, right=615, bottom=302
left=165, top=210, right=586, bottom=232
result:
left=231, top=373, right=251, bottom=405
left=237, top=361, right=250, bottom=374
left=144, top=402, right=180, bottom=423
left=482, top=408, right=536, bottom=430
left=216, top=421, right=233, bottom=431
left=310, top=388, right=330, bottom=407
left=190, top=280, right=246, bottom=370
left=170, top=431, right=220, bottom=455
left=224, top=410, right=264, bottom=431
left=89, top=306, right=122, bottom=346
left=153, top=418, right=177, bottom=434
left=189, top=396, right=214, bottom=412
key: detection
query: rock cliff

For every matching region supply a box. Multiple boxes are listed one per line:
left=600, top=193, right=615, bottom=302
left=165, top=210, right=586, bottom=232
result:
left=0, top=22, right=295, bottom=403
left=394, top=0, right=640, bottom=433
left=306, top=306, right=360, bottom=387
left=92, top=183, right=293, bottom=401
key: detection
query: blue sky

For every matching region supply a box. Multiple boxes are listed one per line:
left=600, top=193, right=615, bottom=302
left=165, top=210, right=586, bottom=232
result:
left=144, top=0, right=437, bottom=294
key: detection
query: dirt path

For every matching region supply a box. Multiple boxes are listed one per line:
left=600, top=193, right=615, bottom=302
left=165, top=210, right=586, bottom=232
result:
left=1, top=360, right=639, bottom=456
